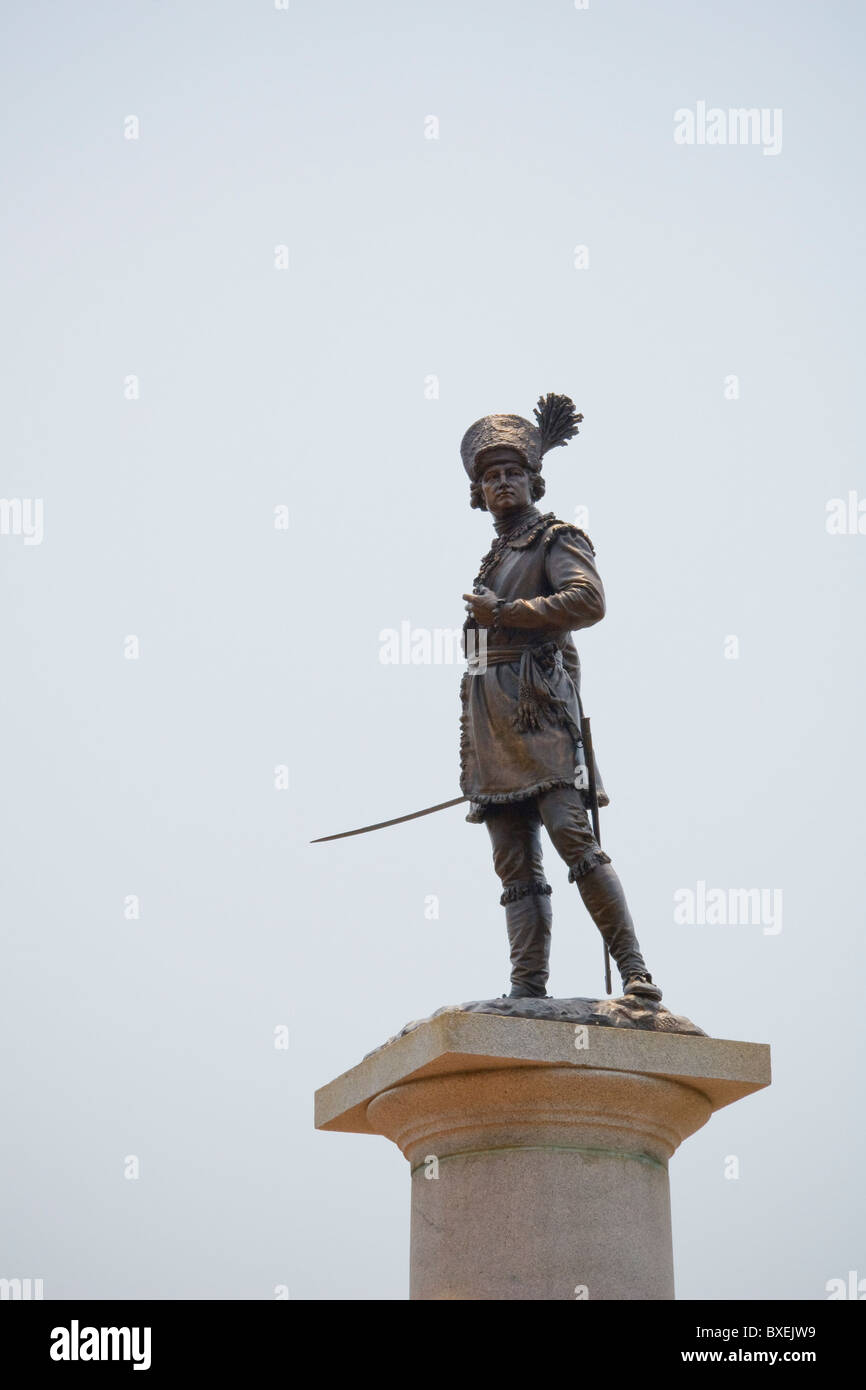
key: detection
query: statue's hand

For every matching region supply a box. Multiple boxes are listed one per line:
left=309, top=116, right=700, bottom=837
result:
left=462, top=586, right=501, bottom=627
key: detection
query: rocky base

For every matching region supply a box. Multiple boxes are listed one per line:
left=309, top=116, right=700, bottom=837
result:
left=456, top=995, right=705, bottom=1034
left=367, top=995, right=705, bottom=1058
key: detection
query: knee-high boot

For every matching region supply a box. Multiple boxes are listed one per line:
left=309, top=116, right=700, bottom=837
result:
left=573, top=862, right=662, bottom=999
left=501, top=881, right=552, bottom=998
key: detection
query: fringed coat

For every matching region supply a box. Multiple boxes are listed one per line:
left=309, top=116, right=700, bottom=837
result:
left=459, top=506, right=609, bottom=823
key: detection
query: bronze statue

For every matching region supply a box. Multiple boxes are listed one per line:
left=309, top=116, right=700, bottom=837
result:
left=312, top=392, right=661, bottom=1005
left=459, top=394, right=662, bottom=1002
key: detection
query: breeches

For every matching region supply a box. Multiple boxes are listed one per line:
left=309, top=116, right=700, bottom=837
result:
left=485, top=785, right=610, bottom=900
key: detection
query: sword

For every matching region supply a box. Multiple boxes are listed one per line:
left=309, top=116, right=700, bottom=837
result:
left=310, top=795, right=469, bottom=843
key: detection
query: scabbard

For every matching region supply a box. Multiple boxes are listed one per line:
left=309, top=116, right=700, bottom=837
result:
left=580, top=714, right=612, bottom=996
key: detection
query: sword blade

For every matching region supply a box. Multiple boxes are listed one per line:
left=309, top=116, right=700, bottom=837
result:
left=310, top=795, right=468, bottom=843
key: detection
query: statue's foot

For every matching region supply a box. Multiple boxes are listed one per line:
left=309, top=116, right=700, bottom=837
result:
left=623, top=973, right=663, bottom=1002
left=504, top=986, right=548, bottom=999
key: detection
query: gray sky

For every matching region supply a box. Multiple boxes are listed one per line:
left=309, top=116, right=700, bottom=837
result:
left=2, top=0, right=864, bottom=1300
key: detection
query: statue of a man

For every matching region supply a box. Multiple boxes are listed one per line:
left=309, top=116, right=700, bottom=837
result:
left=459, top=394, right=662, bottom=1002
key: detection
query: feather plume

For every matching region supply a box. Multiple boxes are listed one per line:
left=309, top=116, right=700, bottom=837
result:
left=534, top=393, right=583, bottom=455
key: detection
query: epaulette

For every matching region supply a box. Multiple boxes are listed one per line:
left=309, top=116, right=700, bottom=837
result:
left=541, top=519, right=596, bottom=556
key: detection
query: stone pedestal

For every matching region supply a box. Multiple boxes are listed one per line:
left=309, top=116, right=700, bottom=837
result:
left=315, top=1011, right=770, bottom=1301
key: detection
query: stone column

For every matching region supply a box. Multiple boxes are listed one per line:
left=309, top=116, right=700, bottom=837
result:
left=315, top=1012, right=770, bottom=1301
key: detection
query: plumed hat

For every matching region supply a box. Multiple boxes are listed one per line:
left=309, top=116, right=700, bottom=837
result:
left=460, top=393, right=583, bottom=482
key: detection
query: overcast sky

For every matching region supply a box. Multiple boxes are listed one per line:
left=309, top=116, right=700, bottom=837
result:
left=2, top=0, right=864, bottom=1300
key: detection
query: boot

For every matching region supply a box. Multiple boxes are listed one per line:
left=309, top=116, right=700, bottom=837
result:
left=501, top=882, right=552, bottom=998
left=575, top=862, right=662, bottom=1001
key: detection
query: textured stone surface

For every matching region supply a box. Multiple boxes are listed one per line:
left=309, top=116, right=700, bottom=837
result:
left=370, top=1066, right=700, bottom=1299
left=368, top=995, right=706, bottom=1057
left=406, top=1140, right=675, bottom=1300
left=316, top=1014, right=770, bottom=1136
left=315, top=1018, right=771, bottom=1301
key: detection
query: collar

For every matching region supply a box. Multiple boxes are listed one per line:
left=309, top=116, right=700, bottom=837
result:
left=493, top=503, right=542, bottom=539
left=493, top=507, right=557, bottom=550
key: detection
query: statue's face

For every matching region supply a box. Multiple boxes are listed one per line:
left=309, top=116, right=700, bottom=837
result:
left=479, top=449, right=531, bottom=517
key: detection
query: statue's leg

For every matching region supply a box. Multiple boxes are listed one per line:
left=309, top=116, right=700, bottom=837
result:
left=537, top=786, right=662, bottom=999
left=485, top=799, right=552, bottom=998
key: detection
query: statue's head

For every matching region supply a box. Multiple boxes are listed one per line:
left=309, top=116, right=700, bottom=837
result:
left=460, top=395, right=583, bottom=513
left=472, top=446, right=543, bottom=515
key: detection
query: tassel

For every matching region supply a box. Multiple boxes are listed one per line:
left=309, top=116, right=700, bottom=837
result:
left=513, top=647, right=555, bottom=733
left=514, top=699, right=544, bottom=733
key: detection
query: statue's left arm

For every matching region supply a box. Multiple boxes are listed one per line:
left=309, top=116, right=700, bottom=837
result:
left=498, top=528, right=605, bottom=633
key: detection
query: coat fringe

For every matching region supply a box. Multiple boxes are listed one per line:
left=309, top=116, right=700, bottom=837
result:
left=463, top=775, right=580, bottom=822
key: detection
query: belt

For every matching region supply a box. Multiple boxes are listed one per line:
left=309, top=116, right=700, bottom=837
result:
left=468, top=638, right=565, bottom=669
